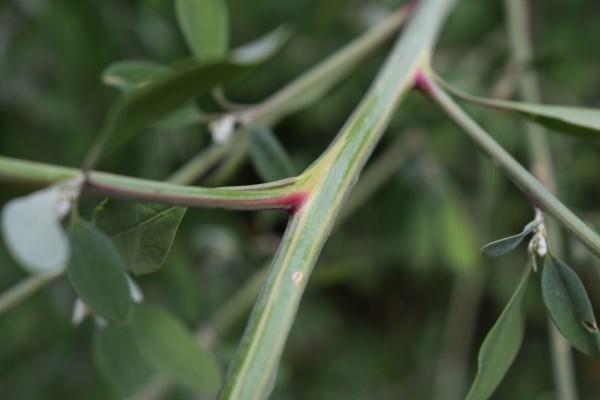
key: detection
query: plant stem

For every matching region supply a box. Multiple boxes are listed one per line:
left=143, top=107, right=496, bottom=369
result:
left=218, top=0, right=458, bottom=398
left=504, top=0, right=577, bottom=398
left=0, top=268, right=63, bottom=316
left=420, top=74, right=600, bottom=260
left=238, top=6, right=412, bottom=127
left=0, top=156, right=304, bottom=211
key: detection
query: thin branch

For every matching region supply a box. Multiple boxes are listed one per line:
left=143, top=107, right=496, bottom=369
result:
left=0, top=268, right=63, bottom=316
left=0, top=156, right=305, bottom=211
left=419, top=71, right=600, bottom=260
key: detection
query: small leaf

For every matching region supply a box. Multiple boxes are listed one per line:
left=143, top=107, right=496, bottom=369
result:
left=176, top=0, right=229, bottom=60
left=249, top=126, right=295, bottom=182
left=466, top=267, right=531, bottom=400
left=440, top=78, right=600, bottom=139
left=102, top=60, right=166, bottom=93
left=66, top=217, right=132, bottom=322
left=130, top=304, right=223, bottom=394
left=481, top=220, right=538, bottom=257
left=1, top=178, right=82, bottom=273
left=93, top=324, right=153, bottom=397
left=231, top=25, right=292, bottom=64
left=94, top=201, right=186, bottom=275
left=542, top=256, right=600, bottom=358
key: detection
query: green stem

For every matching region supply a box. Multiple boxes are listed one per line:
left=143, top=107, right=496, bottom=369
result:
left=0, top=268, right=63, bottom=316
left=420, top=73, right=600, bottom=259
left=219, top=0, right=458, bottom=398
left=504, top=0, right=577, bottom=398
left=238, top=6, right=411, bottom=127
left=0, top=156, right=303, bottom=211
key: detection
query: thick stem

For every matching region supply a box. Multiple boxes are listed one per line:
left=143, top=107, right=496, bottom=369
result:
left=218, top=0, right=458, bottom=398
left=505, top=0, right=577, bottom=398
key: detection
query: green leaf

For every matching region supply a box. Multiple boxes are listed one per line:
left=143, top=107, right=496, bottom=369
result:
left=481, top=220, right=538, bottom=257
left=542, top=255, right=600, bottom=358
left=1, top=178, right=82, bottom=273
left=94, top=201, right=186, bottom=275
left=130, top=304, right=223, bottom=394
left=176, top=0, right=229, bottom=60
left=89, top=60, right=252, bottom=163
left=66, top=217, right=132, bottom=322
left=249, top=126, right=295, bottom=182
left=439, top=78, right=600, bottom=139
left=101, top=60, right=166, bottom=93
left=466, top=267, right=531, bottom=400
left=102, top=60, right=202, bottom=130
left=93, top=324, right=153, bottom=397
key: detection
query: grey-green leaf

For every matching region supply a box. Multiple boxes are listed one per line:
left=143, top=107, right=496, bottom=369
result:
left=1, top=178, right=82, bottom=273
left=2, top=187, right=69, bottom=273
left=176, top=0, right=229, bottom=60
left=439, top=78, right=600, bottom=139
left=130, top=304, right=223, bottom=394
left=102, top=60, right=166, bottom=93
left=93, top=324, right=153, bottom=397
left=94, top=201, right=186, bottom=275
left=481, top=220, right=538, bottom=257
left=466, top=267, right=531, bottom=400
left=231, top=25, right=292, bottom=64
left=542, top=256, right=600, bottom=358
left=66, top=217, right=132, bottom=322
left=249, top=127, right=295, bottom=182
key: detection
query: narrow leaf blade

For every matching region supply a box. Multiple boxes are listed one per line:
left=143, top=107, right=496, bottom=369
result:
left=542, top=256, right=600, bottom=358
left=94, top=201, right=186, bottom=275
left=130, top=304, right=223, bottom=394
left=466, top=267, right=531, bottom=400
left=440, top=78, right=600, bottom=139
left=93, top=324, right=153, bottom=397
left=249, top=127, right=295, bottom=182
left=481, top=220, right=538, bottom=257
left=175, top=0, right=229, bottom=60
left=66, top=217, right=132, bottom=322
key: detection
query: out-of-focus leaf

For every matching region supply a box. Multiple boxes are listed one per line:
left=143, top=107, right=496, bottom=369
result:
left=93, top=324, right=153, bottom=397
left=88, top=60, right=252, bottom=163
left=130, top=304, right=223, bottom=394
left=176, top=0, right=229, bottom=60
left=102, top=61, right=165, bottom=93
left=481, top=220, right=538, bottom=257
left=249, top=126, right=295, bottom=182
left=66, top=217, right=132, bottom=322
left=231, top=25, right=292, bottom=64
left=102, top=60, right=202, bottom=130
left=440, top=78, right=600, bottom=139
left=466, top=266, right=531, bottom=400
left=542, top=255, right=600, bottom=358
left=94, top=201, right=186, bottom=275
left=1, top=178, right=82, bottom=273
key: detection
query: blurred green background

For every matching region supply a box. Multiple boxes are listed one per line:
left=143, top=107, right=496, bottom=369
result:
left=1, top=0, right=600, bottom=398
